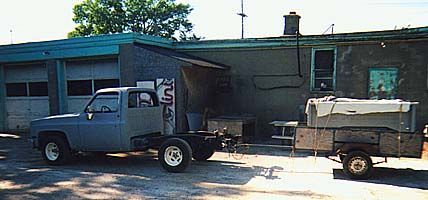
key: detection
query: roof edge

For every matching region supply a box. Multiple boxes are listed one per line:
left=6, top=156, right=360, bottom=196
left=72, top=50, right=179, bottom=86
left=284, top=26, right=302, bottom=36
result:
left=175, top=26, right=428, bottom=50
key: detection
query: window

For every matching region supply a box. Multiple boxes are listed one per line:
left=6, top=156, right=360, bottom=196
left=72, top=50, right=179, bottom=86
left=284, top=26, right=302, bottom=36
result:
left=94, top=79, right=120, bottom=92
left=311, top=48, right=336, bottom=92
left=85, top=92, right=119, bottom=113
left=128, top=91, right=159, bottom=108
left=368, top=68, right=398, bottom=99
left=6, top=83, right=27, bottom=97
left=6, top=82, right=48, bottom=97
left=67, top=80, right=92, bottom=96
left=67, top=79, right=120, bottom=96
left=29, top=82, right=48, bottom=96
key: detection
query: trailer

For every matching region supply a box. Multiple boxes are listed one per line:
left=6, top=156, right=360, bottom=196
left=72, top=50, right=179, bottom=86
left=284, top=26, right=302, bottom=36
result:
left=293, top=97, right=424, bottom=179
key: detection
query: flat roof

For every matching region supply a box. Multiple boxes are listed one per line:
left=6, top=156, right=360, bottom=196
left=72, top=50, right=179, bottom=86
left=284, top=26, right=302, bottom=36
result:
left=175, top=26, right=428, bottom=50
left=0, top=33, right=172, bottom=63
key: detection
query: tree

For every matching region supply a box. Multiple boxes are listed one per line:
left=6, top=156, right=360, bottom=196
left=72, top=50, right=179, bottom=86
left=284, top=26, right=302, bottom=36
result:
left=68, top=0, right=198, bottom=40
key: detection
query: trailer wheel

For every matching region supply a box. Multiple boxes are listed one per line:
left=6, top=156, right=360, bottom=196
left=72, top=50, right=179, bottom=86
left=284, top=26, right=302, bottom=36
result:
left=343, top=151, right=373, bottom=179
left=41, top=136, right=71, bottom=165
left=193, top=147, right=215, bottom=161
left=159, top=138, right=192, bottom=173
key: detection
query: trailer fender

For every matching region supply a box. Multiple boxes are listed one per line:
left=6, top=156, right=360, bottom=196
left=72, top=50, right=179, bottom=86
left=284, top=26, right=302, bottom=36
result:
left=336, top=143, right=379, bottom=155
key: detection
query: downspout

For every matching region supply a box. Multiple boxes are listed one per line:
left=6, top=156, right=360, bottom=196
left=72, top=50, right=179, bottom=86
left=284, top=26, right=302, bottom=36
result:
left=296, top=30, right=302, bottom=77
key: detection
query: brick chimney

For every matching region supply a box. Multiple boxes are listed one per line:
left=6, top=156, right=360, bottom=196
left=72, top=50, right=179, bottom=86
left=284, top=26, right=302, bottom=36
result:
left=283, top=11, right=301, bottom=35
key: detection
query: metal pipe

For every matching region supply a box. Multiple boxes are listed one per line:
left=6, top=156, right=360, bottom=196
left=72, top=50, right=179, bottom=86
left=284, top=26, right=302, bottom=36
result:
left=296, top=30, right=302, bottom=77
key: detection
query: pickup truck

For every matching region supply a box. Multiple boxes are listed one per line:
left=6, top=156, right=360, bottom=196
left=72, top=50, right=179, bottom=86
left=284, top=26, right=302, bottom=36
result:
left=29, top=87, right=223, bottom=172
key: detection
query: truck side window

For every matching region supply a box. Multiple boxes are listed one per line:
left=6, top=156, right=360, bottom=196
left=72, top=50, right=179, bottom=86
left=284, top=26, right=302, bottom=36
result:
left=128, top=91, right=159, bottom=108
left=85, top=92, right=119, bottom=113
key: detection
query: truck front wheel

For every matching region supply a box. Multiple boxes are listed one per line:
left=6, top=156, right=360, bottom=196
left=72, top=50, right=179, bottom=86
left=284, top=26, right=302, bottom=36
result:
left=159, top=138, right=192, bottom=173
left=343, top=151, right=373, bottom=179
left=41, top=136, right=71, bottom=165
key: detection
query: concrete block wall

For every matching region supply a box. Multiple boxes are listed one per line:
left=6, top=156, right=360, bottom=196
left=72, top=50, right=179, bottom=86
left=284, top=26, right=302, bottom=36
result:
left=184, top=47, right=314, bottom=138
left=185, top=40, right=428, bottom=138
left=335, top=41, right=428, bottom=131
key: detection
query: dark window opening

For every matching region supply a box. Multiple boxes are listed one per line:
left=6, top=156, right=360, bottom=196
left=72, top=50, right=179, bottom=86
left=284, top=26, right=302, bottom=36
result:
left=94, top=79, right=120, bottom=92
left=6, top=83, right=27, bottom=97
left=312, top=49, right=335, bottom=91
left=67, top=80, right=92, bottom=96
left=29, top=82, right=48, bottom=96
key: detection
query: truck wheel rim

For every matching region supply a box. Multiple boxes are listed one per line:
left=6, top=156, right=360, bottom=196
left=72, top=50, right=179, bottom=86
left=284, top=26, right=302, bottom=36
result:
left=164, top=146, right=183, bottom=167
left=45, top=142, right=59, bottom=161
left=348, top=156, right=368, bottom=175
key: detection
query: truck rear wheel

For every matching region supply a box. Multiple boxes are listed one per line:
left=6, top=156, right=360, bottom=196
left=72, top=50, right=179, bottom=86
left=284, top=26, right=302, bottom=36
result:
left=343, top=151, right=373, bottom=179
left=159, top=138, right=192, bottom=173
left=193, top=147, right=215, bottom=161
left=41, top=136, right=71, bottom=165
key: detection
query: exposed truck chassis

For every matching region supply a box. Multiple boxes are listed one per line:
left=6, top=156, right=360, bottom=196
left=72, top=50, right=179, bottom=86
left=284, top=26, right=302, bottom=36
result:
left=30, top=130, right=236, bottom=173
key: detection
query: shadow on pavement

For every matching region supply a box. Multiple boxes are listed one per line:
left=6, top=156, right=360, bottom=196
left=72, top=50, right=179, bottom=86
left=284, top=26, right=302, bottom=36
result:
left=333, top=167, right=428, bottom=190
left=0, top=134, right=286, bottom=199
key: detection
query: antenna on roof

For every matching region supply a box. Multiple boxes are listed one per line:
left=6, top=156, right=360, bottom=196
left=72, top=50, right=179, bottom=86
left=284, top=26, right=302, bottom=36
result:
left=322, top=24, right=334, bottom=35
left=237, top=0, right=248, bottom=39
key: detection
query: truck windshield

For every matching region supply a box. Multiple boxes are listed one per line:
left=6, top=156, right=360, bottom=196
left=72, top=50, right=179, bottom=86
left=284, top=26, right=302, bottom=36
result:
left=85, top=92, right=119, bottom=113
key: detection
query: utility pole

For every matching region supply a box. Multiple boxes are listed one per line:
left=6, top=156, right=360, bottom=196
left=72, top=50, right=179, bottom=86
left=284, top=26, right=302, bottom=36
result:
left=237, top=0, right=247, bottom=39
left=10, top=29, right=13, bottom=44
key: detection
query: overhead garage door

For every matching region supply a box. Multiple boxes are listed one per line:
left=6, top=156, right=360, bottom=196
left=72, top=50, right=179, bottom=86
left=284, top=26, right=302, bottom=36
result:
left=4, top=64, right=49, bottom=131
left=66, top=58, right=119, bottom=113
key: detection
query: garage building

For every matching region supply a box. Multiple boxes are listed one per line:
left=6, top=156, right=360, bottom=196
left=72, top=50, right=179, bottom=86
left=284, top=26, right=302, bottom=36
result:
left=0, top=34, right=227, bottom=132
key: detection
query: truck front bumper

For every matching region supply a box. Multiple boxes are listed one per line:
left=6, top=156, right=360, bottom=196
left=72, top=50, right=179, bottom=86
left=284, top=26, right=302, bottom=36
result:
left=28, top=136, right=39, bottom=149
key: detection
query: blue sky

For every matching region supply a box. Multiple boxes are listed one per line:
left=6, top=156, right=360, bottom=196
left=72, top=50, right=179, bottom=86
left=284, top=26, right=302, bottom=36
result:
left=1, top=0, right=428, bottom=45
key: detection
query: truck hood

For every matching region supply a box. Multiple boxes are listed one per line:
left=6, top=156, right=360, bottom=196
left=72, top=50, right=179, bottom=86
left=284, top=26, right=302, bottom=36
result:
left=31, top=113, right=80, bottom=126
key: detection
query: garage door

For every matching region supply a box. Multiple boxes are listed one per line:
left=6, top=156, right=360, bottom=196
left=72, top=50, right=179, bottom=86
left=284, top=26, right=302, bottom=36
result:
left=66, top=58, right=119, bottom=113
left=4, top=64, right=49, bottom=131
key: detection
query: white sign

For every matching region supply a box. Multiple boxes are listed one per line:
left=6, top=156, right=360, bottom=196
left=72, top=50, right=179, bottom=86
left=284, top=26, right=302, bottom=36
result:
left=156, top=78, right=175, bottom=135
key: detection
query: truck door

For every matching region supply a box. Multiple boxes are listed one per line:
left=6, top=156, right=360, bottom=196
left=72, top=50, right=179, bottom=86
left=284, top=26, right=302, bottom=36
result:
left=78, top=91, right=121, bottom=151
left=125, top=91, right=163, bottom=137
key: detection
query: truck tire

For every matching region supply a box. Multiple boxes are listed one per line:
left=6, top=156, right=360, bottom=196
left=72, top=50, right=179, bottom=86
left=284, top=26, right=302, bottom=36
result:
left=193, top=147, right=215, bottom=161
left=159, top=138, right=192, bottom=173
left=343, top=151, right=373, bottom=179
left=41, top=136, right=71, bottom=165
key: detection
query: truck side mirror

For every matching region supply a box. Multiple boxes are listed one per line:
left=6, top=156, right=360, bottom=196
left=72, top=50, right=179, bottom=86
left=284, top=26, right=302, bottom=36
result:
left=87, top=113, right=94, bottom=120
left=86, top=106, right=94, bottom=113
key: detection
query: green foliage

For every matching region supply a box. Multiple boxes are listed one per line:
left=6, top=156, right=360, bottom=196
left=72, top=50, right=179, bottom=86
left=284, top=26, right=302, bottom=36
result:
left=68, top=0, right=198, bottom=40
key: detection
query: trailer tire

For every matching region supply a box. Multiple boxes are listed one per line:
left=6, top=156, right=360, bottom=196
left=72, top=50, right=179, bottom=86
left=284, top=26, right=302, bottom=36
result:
left=343, top=151, right=373, bottom=180
left=41, top=136, right=71, bottom=165
left=159, top=138, right=192, bottom=173
left=193, top=147, right=215, bottom=161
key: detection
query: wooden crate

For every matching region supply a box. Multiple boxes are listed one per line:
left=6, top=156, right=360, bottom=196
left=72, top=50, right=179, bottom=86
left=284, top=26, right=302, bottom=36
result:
left=295, top=127, right=333, bottom=151
left=207, top=116, right=256, bottom=138
left=379, top=132, right=424, bottom=158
